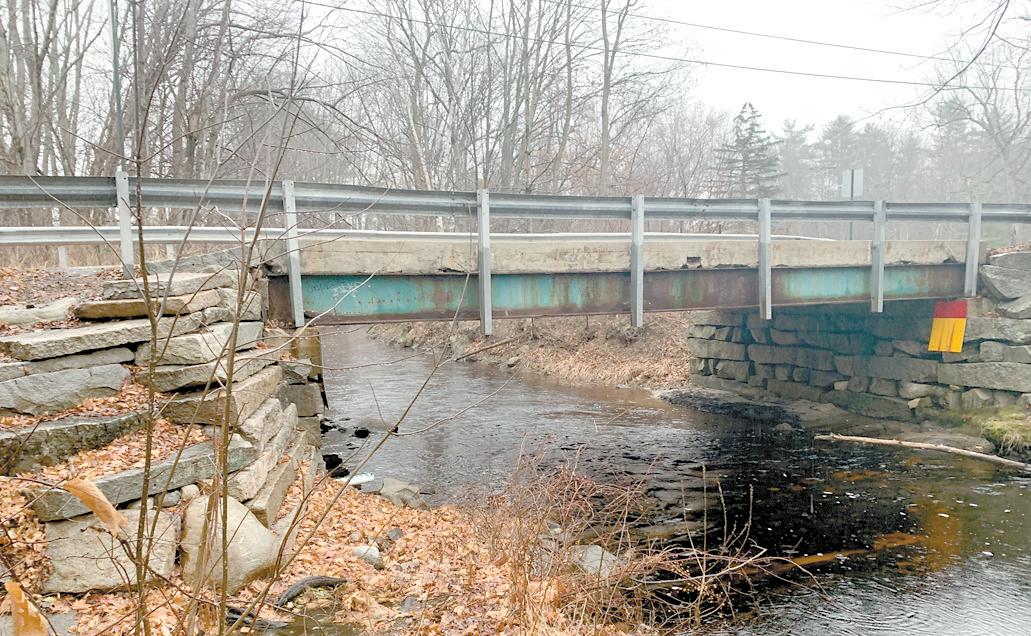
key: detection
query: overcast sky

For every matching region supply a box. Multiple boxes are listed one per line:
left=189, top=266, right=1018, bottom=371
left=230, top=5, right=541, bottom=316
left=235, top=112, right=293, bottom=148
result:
left=648, top=0, right=1000, bottom=129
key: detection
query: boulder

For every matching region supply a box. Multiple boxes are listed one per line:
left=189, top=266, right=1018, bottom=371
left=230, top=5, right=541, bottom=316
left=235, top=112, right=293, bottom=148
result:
left=216, top=289, right=262, bottom=322
left=379, top=477, right=430, bottom=510
left=0, top=297, right=77, bottom=326
left=825, top=392, right=913, bottom=420
left=765, top=379, right=825, bottom=402
left=997, top=294, right=1031, bottom=319
left=41, top=509, right=179, bottom=593
left=247, top=458, right=297, bottom=527
left=841, top=356, right=938, bottom=383
left=687, top=325, right=717, bottom=339
left=960, top=388, right=995, bottom=409
left=686, top=338, right=746, bottom=361
left=352, top=544, right=384, bottom=569
left=227, top=405, right=297, bottom=501
left=32, top=439, right=256, bottom=521
left=569, top=545, right=620, bottom=578
left=988, top=250, right=1031, bottom=271
left=180, top=495, right=277, bottom=593
left=102, top=271, right=235, bottom=300
left=938, top=362, right=1031, bottom=393
left=163, top=366, right=283, bottom=425
left=898, top=382, right=942, bottom=400
left=139, top=350, right=276, bottom=393
left=0, top=412, right=144, bottom=475
left=74, top=289, right=222, bottom=320
left=135, top=321, right=264, bottom=366
left=283, top=383, right=325, bottom=418
left=0, top=347, right=134, bottom=382
left=0, top=315, right=200, bottom=361
left=979, top=341, right=1031, bottom=364
left=279, top=358, right=313, bottom=384
left=223, top=397, right=286, bottom=449
left=0, top=364, right=130, bottom=416
left=965, top=317, right=1031, bottom=344
left=979, top=265, right=1031, bottom=299
left=869, top=378, right=898, bottom=397
left=0, top=612, right=77, bottom=636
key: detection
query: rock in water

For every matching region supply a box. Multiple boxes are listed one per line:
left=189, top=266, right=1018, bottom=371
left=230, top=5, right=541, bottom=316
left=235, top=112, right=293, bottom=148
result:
left=180, top=495, right=278, bottom=593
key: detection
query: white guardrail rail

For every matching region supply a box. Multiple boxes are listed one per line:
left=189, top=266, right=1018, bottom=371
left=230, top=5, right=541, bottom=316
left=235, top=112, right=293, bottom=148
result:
left=2, top=172, right=1029, bottom=331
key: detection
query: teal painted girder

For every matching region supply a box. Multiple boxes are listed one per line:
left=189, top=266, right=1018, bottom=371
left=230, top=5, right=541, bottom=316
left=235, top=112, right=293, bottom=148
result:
left=299, top=264, right=966, bottom=324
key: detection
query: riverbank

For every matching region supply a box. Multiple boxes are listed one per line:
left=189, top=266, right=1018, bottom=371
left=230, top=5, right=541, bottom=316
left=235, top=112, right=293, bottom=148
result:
left=370, top=313, right=694, bottom=388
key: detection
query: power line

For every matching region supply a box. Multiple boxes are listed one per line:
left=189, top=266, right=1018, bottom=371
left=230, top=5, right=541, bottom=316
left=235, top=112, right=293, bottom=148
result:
left=547, top=0, right=966, bottom=65
left=300, top=1, right=1031, bottom=93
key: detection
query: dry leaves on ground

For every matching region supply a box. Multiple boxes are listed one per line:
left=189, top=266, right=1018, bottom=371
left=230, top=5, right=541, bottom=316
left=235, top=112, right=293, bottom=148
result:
left=0, top=382, right=162, bottom=431
left=0, top=268, right=118, bottom=307
left=33, top=419, right=207, bottom=483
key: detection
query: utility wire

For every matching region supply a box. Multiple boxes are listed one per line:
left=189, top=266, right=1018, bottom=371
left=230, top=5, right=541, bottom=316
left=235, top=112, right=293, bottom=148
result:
left=545, top=0, right=972, bottom=65
left=301, top=1, right=1031, bottom=93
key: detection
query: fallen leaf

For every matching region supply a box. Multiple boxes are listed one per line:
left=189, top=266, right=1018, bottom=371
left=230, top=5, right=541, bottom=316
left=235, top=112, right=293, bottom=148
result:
left=63, top=478, right=128, bottom=537
left=4, top=581, right=47, bottom=636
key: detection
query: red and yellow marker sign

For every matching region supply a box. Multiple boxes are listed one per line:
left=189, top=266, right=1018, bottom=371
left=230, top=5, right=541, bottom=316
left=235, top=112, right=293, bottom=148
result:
left=928, top=300, right=967, bottom=353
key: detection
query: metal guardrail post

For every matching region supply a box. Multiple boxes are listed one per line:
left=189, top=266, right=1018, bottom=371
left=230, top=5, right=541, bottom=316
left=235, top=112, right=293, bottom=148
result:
left=477, top=189, right=493, bottom=336
left=871, top=201, right=886, bottom=312
left=282, top=180, right=305, bottom=328
left=965, top=202, right=982, bottom=296
left=630, top=195, right=645, bottom=327
left=114, top=169, right=134, bottom=277
left=50, top=208, right=68, bottom=268
left=758, top=198, right=772, bottom=320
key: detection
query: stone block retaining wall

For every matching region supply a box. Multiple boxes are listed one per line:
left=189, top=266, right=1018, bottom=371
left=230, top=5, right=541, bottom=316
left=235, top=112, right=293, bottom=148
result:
left=0, top=270, right=330, bottom=594
left=688, top=255, right=1031, bottom=420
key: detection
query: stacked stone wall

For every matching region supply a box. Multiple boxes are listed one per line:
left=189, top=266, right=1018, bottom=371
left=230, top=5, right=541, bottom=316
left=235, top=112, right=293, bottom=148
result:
left=0, top=269, right=330, bottom=594
left=689, top=257, right=1031, bottom=421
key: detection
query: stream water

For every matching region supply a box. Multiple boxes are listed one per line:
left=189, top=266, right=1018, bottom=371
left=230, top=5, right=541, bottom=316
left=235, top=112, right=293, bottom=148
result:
left=320, top=330, right=1031, bottom=635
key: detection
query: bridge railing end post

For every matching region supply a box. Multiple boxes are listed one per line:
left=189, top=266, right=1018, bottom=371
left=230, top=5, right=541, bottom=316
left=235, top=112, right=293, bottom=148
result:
left=477, top=189, right=493, bottom=336
left=871, top=200, right=886, bottom=313
left=758, top=198, right=772, bottom=320
left=630, top=195, right=645, bottom=328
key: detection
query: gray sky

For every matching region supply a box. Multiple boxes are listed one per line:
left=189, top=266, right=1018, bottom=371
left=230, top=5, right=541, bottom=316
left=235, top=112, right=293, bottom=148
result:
left=650, top=0, right=998, bottom=129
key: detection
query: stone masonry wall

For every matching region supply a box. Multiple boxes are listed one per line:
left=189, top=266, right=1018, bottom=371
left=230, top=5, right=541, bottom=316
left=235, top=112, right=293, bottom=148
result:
left=0, top=269, right=330, bottom=594
left=687, top=250, right=1031, bottom=420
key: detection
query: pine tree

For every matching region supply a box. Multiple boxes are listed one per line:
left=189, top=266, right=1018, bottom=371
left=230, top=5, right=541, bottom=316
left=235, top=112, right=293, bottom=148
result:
left=711, top=102, right=781, bottom=197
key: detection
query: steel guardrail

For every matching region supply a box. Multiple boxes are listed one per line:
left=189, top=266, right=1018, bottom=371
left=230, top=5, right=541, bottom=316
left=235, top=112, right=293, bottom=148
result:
left=1, top=173, right=1027, bottom=330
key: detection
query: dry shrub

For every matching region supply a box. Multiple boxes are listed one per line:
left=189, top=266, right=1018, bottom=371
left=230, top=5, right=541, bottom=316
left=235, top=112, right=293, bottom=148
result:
left=476, top=452, right=783, bottom=634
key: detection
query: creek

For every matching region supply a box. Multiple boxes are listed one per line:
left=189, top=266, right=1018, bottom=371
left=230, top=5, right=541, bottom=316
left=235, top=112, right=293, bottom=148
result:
left=321, top=330, right=1031, bottom=635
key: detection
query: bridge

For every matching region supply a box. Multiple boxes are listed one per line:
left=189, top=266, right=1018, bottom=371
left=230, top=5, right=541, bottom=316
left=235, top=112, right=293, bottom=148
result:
left=2, top=174, right=1028, bottom=336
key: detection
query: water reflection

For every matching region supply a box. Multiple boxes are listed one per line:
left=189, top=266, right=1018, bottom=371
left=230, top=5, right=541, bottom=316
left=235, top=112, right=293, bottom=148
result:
left=321, top=330, right=1031, bottom=635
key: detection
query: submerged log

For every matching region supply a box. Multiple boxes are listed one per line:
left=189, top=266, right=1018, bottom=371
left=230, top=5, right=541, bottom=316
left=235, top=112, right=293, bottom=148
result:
left=814, top=433, right=1031, bottom=474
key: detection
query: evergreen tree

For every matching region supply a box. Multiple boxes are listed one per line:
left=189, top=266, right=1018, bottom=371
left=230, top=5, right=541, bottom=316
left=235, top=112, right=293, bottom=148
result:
left=711, top=102, right=781, bottom=197
left=777, top=120, right=815, bottom=199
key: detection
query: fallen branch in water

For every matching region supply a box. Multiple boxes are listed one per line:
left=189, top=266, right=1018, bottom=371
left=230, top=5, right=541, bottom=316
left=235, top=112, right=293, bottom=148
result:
left=814, top=433, right=1031, bottom=474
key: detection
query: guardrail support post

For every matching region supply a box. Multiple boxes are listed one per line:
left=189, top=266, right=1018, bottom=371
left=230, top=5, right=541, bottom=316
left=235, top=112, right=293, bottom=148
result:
left=871, top=200, right=886, bottom=313
left=965, top=202, right=982, bottom=297
left=51, top=208, right=68, bottom=269
left=630, top=195, right=645, bottom=327
left=758, top=198, right=772, bottom=320
left=477, top=189, right=493, bottom=336
left=282, top=180, right=305, bottom=328
left=114, top=169, right=134, bottom=277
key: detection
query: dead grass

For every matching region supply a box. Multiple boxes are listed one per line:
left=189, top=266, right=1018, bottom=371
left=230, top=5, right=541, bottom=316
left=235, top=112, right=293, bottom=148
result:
left=372, top=313, right=695, bottom=389
left=981, top=411, right=1031, bottom=458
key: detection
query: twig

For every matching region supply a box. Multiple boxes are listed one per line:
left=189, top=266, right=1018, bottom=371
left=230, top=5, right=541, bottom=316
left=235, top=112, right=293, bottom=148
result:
left=814, top=433, right=1031, bottom=473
